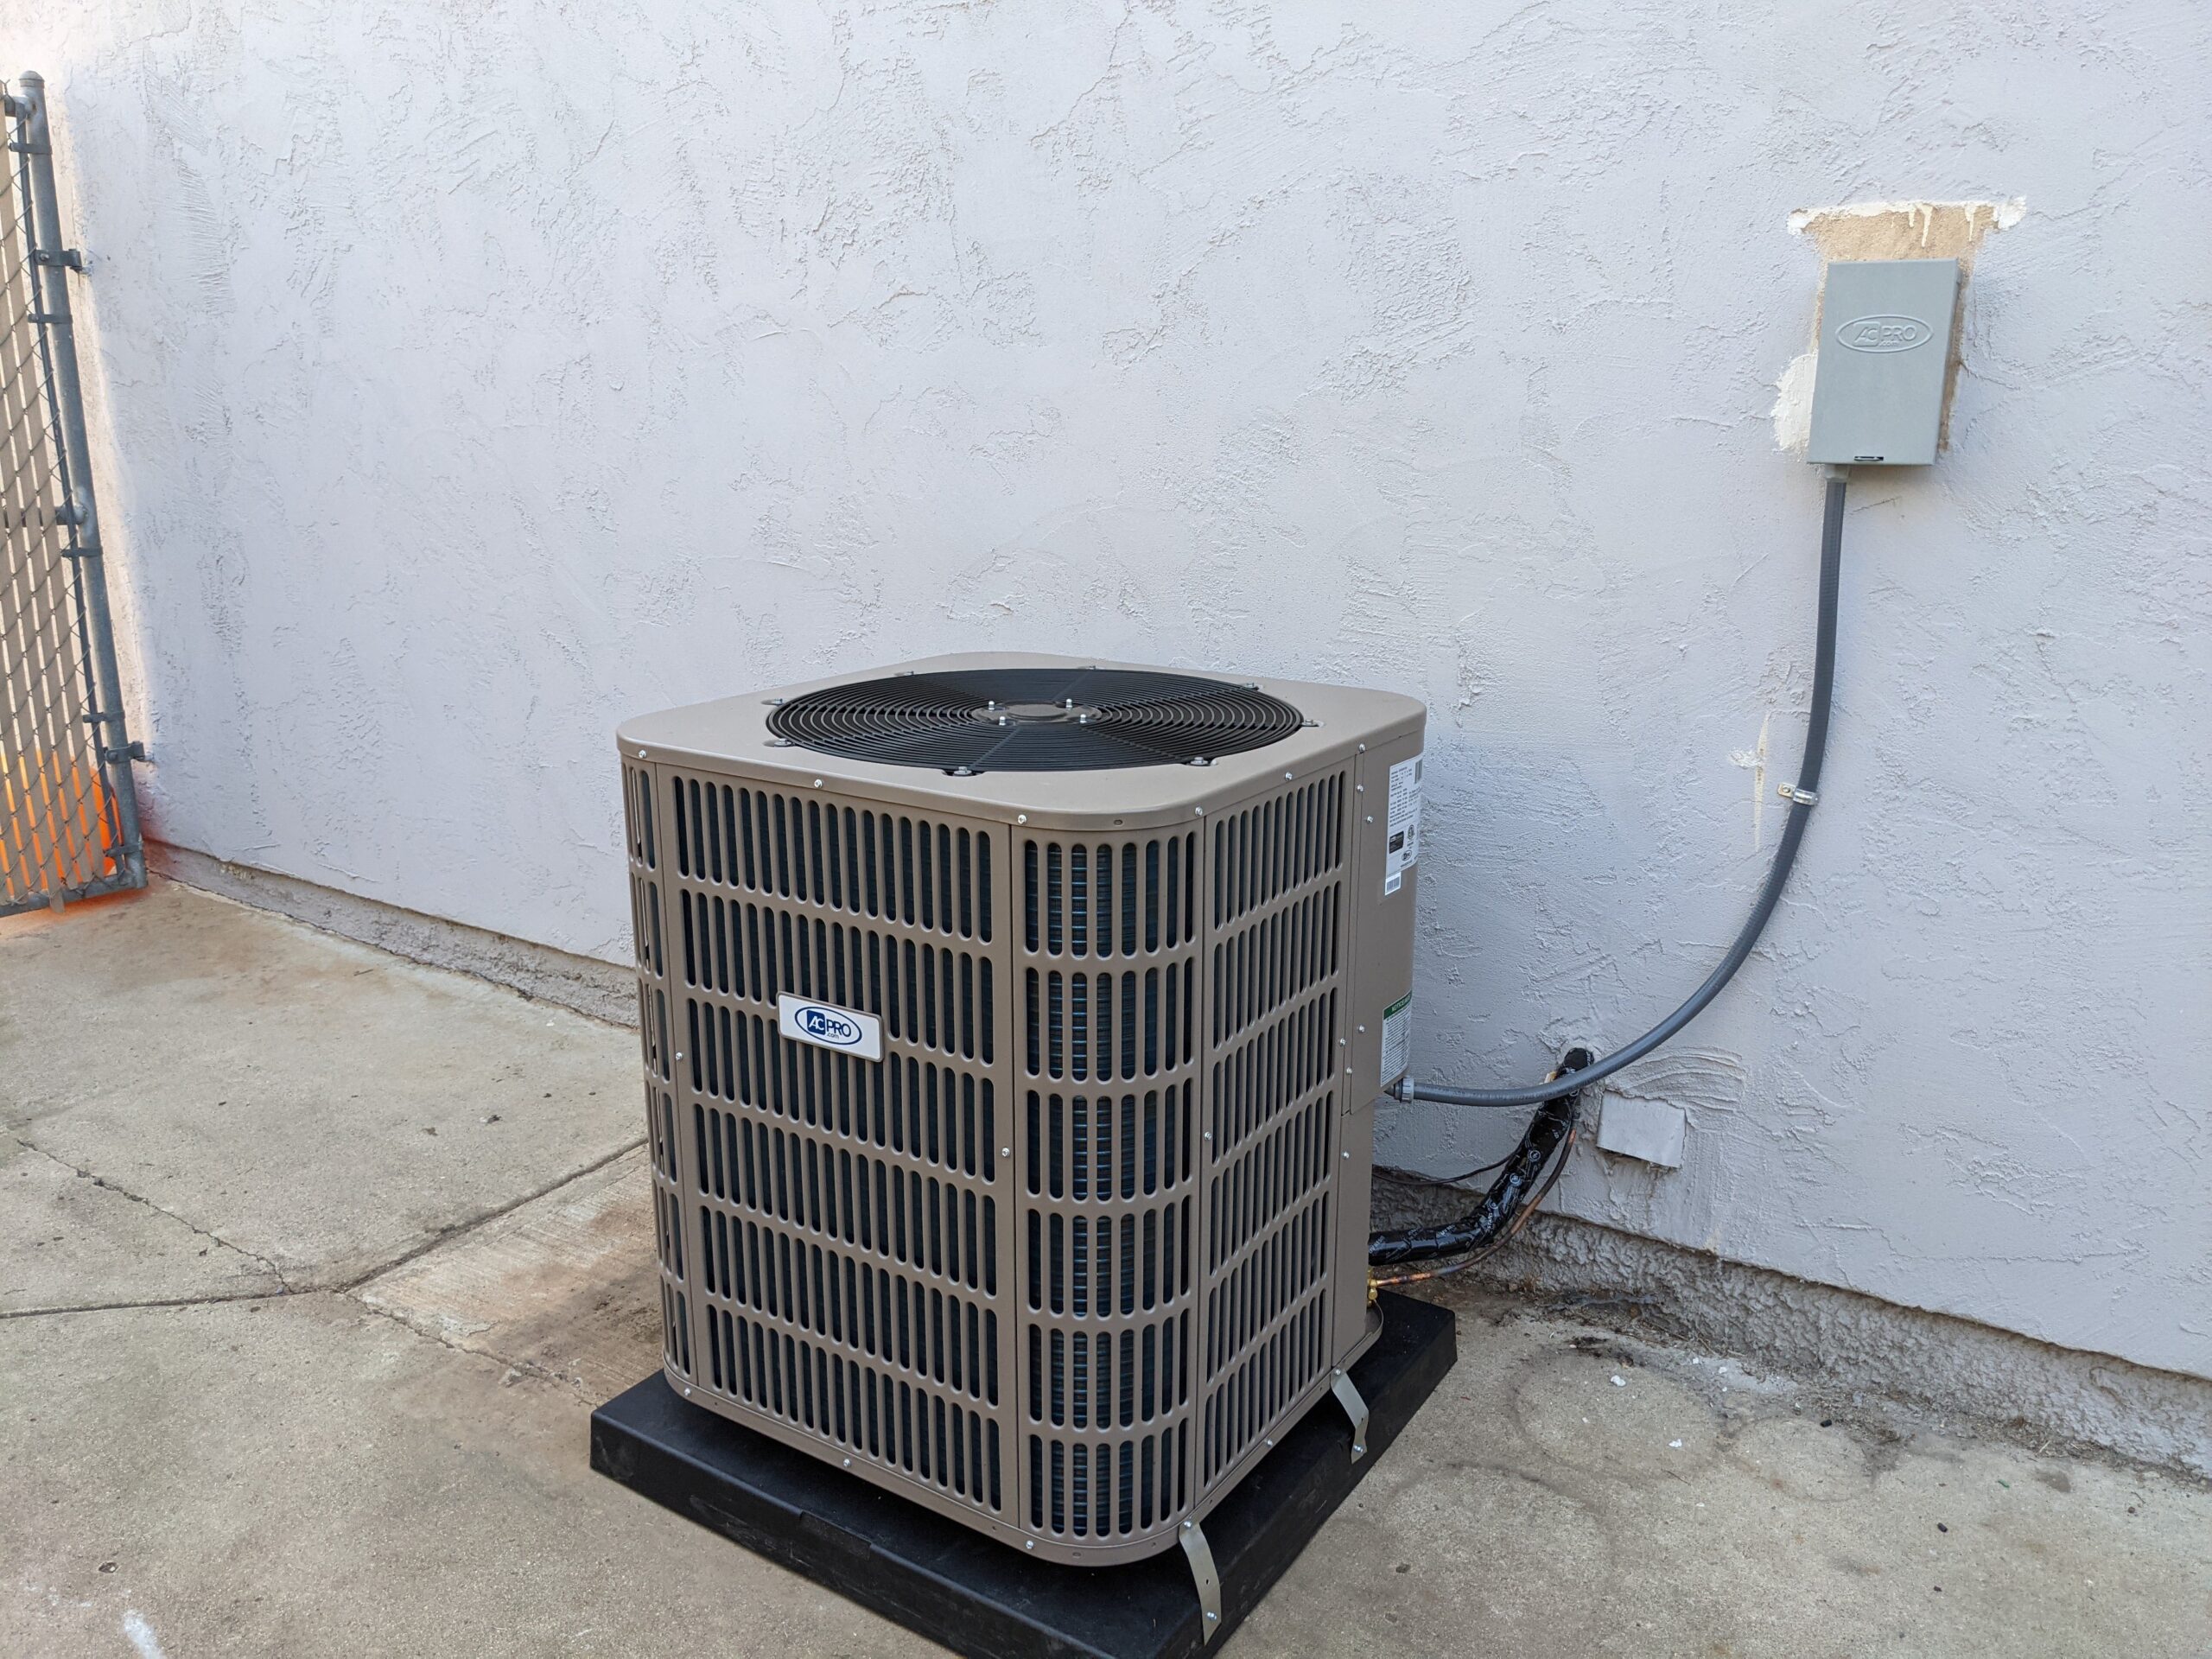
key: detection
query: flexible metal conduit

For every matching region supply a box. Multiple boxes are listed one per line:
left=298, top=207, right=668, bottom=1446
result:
left=1394, top=474, right=1847, bottom=1111
left=1370, top=474, right=1848, bottom=1265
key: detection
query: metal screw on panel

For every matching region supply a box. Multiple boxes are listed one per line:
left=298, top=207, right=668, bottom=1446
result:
left=843, top=1457, right=852, bottom=1467
left=769, top=737, right=793, bottom=747
left=813, top=779, right=823, bottom=787
left=1302, top=718, right=1320, bottom=728
left=674, top=1052, right=683, bottom=1060
left=764, top=697, right=785, bottom=706
left=1283, top=771, right=1294, bottom=780
left=1357, top=1024, right=1367, bottom=1033
left=636, top=749, right=646, bottom=759
left=1026, top=1541, right=1035, bottom=1551
left=1366, top=815, right=1374, bottom=823
left=1338, top=1038, right=1347, bottom=1046
left=1355, top=785, right=1364, bottom=793
left=1188, top=757, right=1212, bottom=767
left=1016, top=813, right=1028, bottom=824
left=1001, top=1147, right=1012, bottom=1159
left=1357, top=743, right=1367, bottom=753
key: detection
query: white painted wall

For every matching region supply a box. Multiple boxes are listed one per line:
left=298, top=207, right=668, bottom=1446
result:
left=7, top=3, right=2207, bottom=1381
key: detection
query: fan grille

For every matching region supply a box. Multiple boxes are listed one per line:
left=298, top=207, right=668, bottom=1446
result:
left=766, top=669, right=1306, bottom=773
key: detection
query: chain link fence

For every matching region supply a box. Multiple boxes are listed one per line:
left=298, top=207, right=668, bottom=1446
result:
left=1, top=72, right=143, bottom=914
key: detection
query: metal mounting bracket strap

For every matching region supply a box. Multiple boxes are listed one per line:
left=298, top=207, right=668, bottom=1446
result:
left=1331, top=1368, right=1370, bottom=1460
left=1179, top=1519, right=1223, bottom=1643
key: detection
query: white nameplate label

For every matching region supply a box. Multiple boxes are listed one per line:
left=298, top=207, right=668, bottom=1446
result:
left=777, top=995, right=883, bottom=1061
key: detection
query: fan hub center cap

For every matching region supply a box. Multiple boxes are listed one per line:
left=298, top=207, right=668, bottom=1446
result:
left=972, top=700, right=1097, bottom=725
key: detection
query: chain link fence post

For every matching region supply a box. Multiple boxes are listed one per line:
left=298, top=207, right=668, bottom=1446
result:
left=1, top=70, right=145, bottom=912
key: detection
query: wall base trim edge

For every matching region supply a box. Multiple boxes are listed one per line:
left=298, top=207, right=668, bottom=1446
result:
left=150, top=842, right=638, bottom=1028
left=1375, top=1171, right=2210, bottom=1481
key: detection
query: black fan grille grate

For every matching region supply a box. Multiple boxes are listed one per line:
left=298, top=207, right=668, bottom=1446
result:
left=766, top=669, right=1305, bottom=773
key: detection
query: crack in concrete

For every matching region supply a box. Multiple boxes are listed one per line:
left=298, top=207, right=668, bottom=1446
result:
left=338, top=1135, right=647, bottom=1295
left=352, top=1296, right=583, bottom=1399
left=0, top=1287, right=296, bottom=1321
left=12, top=1135, right=299, bottom=1292
left=338, top=1138, right=653, bottom=1401
left=5, top=1135, right=649, bottom=1327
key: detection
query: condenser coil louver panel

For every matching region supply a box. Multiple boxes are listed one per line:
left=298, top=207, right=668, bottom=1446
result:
left=618, top=653, right=1422, bottom=1566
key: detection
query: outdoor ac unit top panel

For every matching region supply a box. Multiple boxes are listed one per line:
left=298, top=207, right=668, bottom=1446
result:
left=619, top=654, right=1422, bottom=1567
left=618, top=652, right=1425, bottom=832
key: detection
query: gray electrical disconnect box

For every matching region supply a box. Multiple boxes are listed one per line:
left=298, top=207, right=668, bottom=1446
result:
left=1807, top=258, right=1959, bottom=466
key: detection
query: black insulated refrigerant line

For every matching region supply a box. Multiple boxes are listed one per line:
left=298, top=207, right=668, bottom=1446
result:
left=1370, top=473, right=1849, bottom=1266
left=1367, top=1046, right=1593, bottom=1270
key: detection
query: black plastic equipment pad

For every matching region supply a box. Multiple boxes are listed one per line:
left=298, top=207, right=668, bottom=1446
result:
left=588, top=1291, right=1455, bottom=1657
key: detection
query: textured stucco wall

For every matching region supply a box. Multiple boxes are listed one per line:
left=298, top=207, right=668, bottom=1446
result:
left=4, top=3, right=2206, bottom=1382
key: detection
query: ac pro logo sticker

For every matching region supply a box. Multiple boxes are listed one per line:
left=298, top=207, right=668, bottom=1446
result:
left=1835, top=314, right=1933, bottom=353
left=777, top=995, right=883, bottom=1061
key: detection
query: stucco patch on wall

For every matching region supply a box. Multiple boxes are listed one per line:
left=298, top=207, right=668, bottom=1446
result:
left=1789, top=197, right=2027, bottom=255
left=1770, top=197, right=2025, bottom=453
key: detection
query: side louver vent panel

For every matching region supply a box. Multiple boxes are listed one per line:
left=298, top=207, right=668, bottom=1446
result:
left=626, top=764, right=688, bottom=1380
left=1200, top=772, right=1351, bottom=1491
left=1019, top=831, right=1201, bottom=1544
left=669, top=779, right=992, bottom=942
left=657, top=774, right=1009, bottom=1521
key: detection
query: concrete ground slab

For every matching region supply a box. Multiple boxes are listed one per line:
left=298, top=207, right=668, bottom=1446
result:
left=0, top=1136, right=285, bottom=1315
left=0, top=1294, right=935, bottom=1659
left=0, top=882, right=641, bottom=1288
left=1243, top=1291, right=2212, bottom=1659
left=358, top=1147, right=661, bottom=1404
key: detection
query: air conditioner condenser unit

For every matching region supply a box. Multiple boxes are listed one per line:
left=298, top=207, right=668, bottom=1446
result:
left=615, top=652, right=1424, bottom=1567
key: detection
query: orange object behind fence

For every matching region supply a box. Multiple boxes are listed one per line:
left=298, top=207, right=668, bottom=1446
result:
left=1, top=748, right=117, bottom=901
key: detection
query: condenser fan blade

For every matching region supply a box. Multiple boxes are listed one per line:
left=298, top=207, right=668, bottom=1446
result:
left=766, top=667, right=1305, bottom=772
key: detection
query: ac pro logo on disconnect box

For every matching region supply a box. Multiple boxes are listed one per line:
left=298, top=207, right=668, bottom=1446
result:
left=1835, top=313, right=1934, bottom=353
left=777, top=995, right=883, bottom=1061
